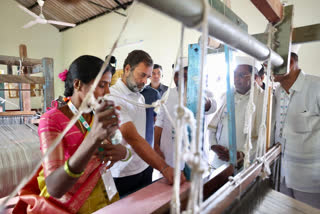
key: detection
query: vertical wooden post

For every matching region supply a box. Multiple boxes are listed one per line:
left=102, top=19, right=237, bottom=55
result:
left=266, top=87, right=273, bottom=151
left=0, top=78, right=4, bottom=112
left=19, top=44, right=31, bottom=111
left=42, top=58, right=54, bottom=111
left=224, top=46, right=237, bottom=170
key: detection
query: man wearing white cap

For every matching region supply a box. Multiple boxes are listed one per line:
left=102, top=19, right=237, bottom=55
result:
left=274, top=52, right=320, bottom=208
left=154, top=58, right=217, bottom=173
left=208, top=55, right=264, bottom=169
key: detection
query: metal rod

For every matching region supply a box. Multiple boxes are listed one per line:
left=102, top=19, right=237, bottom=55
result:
left=139, top=0, right=284, bottom=67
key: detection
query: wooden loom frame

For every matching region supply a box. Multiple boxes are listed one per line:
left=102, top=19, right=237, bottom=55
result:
left=0, top=52, right=54, bottom=114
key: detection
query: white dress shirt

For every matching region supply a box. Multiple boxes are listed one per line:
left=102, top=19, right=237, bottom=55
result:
left=274, top=71, right=320, bottom=193
left=155, top=87, right=217, bottom=170
left=109, top=79, right=149, bottom=177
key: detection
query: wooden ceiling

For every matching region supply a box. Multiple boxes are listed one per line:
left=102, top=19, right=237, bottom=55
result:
left=15, top=0, right=133, bottom=31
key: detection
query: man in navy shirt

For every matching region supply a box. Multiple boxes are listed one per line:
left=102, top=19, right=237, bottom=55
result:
left=149, top=64, right=168, bottom=97
left=140, top=85, right=161, bottom=180
left=140, top=86, right=161, bottom=147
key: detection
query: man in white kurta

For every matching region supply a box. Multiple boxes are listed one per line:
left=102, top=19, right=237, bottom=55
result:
left=154, top=67, right=217, bottom=171
left=208, top=56, right=264, bottom=169
left=274, top=52, right=320, bottom=208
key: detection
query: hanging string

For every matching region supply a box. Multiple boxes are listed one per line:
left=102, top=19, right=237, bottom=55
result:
left=184, top=0, right=210, bottom=213
left=243, top=59, right=256, bottom=169
left=256, top=23, right=274, bottom=179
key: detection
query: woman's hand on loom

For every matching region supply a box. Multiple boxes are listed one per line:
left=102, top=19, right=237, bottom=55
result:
left=89, top=100, right=120, bottom=144
left=97, top=141, right=127, bottom=167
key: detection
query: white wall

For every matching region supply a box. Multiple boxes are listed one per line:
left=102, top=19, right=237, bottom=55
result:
left=0, top=0, right=63, bottom=110
left=61, top=3, right=201, bottom=90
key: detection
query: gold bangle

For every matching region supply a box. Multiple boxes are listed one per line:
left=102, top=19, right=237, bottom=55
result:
left=64, top=159, right=84, bottom=178
left=121, top=148, right=132, bottom=162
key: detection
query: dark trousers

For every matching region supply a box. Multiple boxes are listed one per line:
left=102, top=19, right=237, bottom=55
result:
left=114, top=166, right=153, bottom=197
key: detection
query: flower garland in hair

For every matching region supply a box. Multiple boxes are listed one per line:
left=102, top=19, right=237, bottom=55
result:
left=58, top=69, right=68, bottom=82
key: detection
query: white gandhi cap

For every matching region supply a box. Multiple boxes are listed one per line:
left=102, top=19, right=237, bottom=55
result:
left=235, top=55, right=262, bottom=72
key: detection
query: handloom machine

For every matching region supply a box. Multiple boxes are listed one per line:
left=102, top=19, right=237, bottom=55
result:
left=2, top=0, right=320, bottom=213
left=95, top=0, right=320, bottom=213
left=0, top=45, right=54, bottom=198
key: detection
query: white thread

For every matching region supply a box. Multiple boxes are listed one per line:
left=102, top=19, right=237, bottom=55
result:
left=243, top=60, right=257, bottom=169
left=256, top=23, right=273, bottom=178
left=0, top=97, right=20, bottom=108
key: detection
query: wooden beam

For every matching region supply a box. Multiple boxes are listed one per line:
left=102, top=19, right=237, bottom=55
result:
left=292, top=23, right=320, bottom=44
left=0, top=74, right=45, bottom=84
left=251, top=0, right=283, bottom=23
left=94, top=163, right=234, bottom=214
left=253, top=24, right=320, bottom=46
left=42, top=58, right=54, bottom=111
left=273, top=5, right=293, bottom=75
left=7, top=65, right=13, bottom=75
left=0, top=55, right=41, bottom=67
left=20, top=44, right=31, bottom=112
left=0, top=111, right=36, bottom=116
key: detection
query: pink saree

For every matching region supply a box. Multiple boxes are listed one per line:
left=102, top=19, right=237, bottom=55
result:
left=14, top=107, right=104, bottom=214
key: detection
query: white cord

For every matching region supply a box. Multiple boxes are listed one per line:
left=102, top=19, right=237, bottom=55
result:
left=243, top=61, right=256, bottom=169
left=255, top=23, right=273, bottom=179
left=0, top=97, right=20, bottom=108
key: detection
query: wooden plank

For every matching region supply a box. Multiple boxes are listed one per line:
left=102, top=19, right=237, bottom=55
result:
left=93, top=179, right=190, bottom=214
left=0, top=75, right=45, bottom=84
left=0, top=111, right=36, bottom=116
left=42, top=58, right=54, bottom=111
left=0, top=55, right=41, bottom=67
left=253, top=24, right=320, bottom=46
left=203, top=164, right=234, bottom=200
left=209, top=0, right=248, bottom=32
left=20, top=44, right=31, bottom=112
left=0, top=83, right=4, bottom=112
left=292, top=23, right=320, bottom=44
left=266, top=87, right=273, bottom=151
left=94, top=163, right=233, bottom=214
left=251, top=0, right=283, bottom=23
left=273, top=5, right=294, bottom=75
left=6, top=65, right=13, bottom=75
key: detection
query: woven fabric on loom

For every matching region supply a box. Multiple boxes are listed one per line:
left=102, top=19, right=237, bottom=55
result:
left=0, top=124, right=41, bottom=197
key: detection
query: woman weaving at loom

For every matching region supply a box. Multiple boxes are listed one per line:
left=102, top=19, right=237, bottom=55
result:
left=13, top=55, right=129, bottom=214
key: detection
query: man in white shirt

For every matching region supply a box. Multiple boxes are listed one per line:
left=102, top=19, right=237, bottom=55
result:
left=109, top=50, right=184, bottom=197
left=154, top=61, right=217, bottom=172
left=274, top=52, right=320, bottom=208
left=208, top=56, right=264, bottom=169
